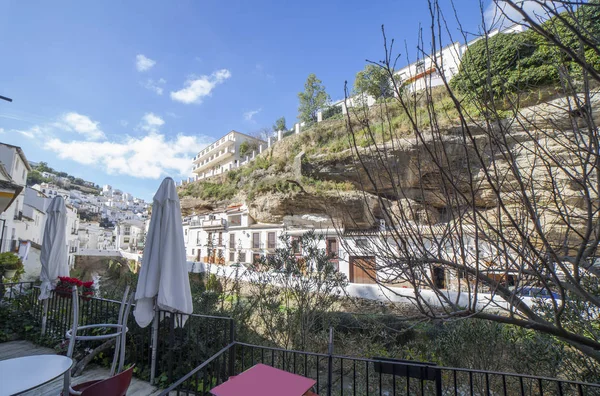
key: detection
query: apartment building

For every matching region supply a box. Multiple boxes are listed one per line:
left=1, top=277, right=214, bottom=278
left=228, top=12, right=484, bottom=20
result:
left=191, top=131, right=266, bottom=181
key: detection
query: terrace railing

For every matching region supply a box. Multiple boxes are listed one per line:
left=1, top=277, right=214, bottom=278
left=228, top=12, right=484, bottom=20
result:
left=3, top=282, right=600, bottom=395
left=0, top=282, right=234, bottom=387
left=160, top=342, right=600, bottom=396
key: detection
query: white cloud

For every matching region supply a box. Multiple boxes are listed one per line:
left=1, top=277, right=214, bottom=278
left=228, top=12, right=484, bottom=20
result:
left=0, top=128, right=4, bottom=134
left=120, top=120, right=129, bottom=127
left=136, top=54, right=156, bottom=72
left=142, top=78, right=166, bottom=95
left=139, top=112, right=165, bottom=132
left=16, top=126, right=41, bottom=139
left=45, top=132, right=210, bottom=179
left=243, top=108, right=261, bottom=122
left=60, top=112, right=105, bottom=140
left=484, top=1, right=553, bottom=29
left=170, top=69, right=231, bottom=104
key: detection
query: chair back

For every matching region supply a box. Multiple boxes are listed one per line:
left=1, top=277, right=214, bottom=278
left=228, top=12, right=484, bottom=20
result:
left=80, top=365, right=135, bottom=396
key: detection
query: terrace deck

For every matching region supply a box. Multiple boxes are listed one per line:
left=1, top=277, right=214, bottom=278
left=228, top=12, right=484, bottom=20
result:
left=0, top=340, right=161, bottom=395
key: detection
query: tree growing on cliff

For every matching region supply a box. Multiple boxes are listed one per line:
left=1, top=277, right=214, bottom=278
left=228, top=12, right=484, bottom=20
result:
left=272, top=116, right=287, bottom=132
left=298, top=73, right=330, bottom=124
left=354, top=63, right=394, bottom=99
left=341, top=0, right=600, bottom=374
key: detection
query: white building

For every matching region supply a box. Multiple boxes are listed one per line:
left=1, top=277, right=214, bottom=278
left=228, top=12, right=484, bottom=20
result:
left=183, top=204, right=346, bottom=277
left=394, top=24, right=525, bottom=93
left=0, top=143, right=31, bottom=253
left=192, top=131, right=266, bottom=181
left=17, top=187, right=49, bottom=245
left=114, top=219, right=145, bottom=253
left=78, top=221, right=115, bottom=251
left=66, top=204, right=79, bottom=267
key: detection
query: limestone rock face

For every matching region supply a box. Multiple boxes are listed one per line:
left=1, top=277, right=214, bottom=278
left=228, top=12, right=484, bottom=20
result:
left=248, top=191, right=384, bottom=229
left=180, top=197, right=220, bottom=217
left=179, top=93, right=599, bottom=237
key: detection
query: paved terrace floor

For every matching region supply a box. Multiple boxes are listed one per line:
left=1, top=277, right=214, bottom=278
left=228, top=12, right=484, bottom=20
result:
left=0, top=340, right=161, bottom=395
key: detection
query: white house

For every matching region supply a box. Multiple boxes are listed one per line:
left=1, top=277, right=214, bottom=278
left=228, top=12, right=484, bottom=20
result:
left=192, top=131, right=266, bottom=181
left=0, top=142, right=31, bottom=253
left=183, top=205, right=349, bottom=281
left=114, top=219, right=145, bottom=253
left=394, top=23, right=525, bottom=93
left=78, top=221, right=115, bottom=251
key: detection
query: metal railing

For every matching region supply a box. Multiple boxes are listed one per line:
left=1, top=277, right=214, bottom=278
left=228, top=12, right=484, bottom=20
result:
left=3, top=282, right=600, bottom=395
left=160, top=342, right=600, bottom=396
left=0, top=282, right=234, bottom=386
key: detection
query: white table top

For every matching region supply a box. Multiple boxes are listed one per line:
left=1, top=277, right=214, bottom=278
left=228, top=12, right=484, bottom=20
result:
left=0, top=354, right=73, bottom=396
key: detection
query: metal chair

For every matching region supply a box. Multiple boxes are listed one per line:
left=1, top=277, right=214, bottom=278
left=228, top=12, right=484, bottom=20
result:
left=63, top=285, right=134, bottom=396
left=74, top=365, right=135, bottom=396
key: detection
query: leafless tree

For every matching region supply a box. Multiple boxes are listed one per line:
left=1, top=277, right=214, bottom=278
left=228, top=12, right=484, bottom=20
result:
left=340, top=0, right=600, bottom=366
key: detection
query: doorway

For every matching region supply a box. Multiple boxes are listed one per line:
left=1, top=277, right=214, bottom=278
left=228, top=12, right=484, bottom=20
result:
left=349, top=256, right=377, bottom=284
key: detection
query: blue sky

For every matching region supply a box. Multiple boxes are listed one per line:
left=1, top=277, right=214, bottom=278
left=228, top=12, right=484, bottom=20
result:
left=0, top=0, right=505, bottom=200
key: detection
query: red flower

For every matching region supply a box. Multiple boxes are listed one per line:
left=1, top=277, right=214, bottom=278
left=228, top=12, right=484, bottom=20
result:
left=82, top=281, right=94, bottom=288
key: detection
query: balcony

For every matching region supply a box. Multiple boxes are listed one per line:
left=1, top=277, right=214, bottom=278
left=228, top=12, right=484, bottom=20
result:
left=193, top=138, right=235, bottom=165
left=201, top=218, right=226, bottom=229
left=192, top=147, right=236, bottom=173
left=2, top=282, right=599, bottom=396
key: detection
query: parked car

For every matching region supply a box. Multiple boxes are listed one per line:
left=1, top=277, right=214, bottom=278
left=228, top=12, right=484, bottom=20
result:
left=517, top=286, right=560, bottom=299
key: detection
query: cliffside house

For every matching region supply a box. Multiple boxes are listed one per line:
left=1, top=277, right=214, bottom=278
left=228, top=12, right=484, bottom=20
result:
left=191, top=130, right=266, bottom=181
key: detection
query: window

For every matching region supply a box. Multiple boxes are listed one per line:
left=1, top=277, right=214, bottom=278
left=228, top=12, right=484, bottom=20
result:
left=229, top=233, right=236, bottom=249
left=291, top=237, right=302, bottom=255
left=229, top=215, right=241, bottom=226
left=415, top=61, right=425, bottom=73
left=238, top=252, right=246, bottom=263
left=267, top=232, right=276, bottom=249
left=229, top=252, right=235, bottom=262
left=192, top=248, right=195, bottom=255
left=207, top=232, right=213, bottom=246
left=356, top=239, right=369, bottom=249
left=326, top=238, right=339, bottom=259
left=185, top=229, right=188, bottom=236
left=252, top=233, right=260, bottom=249
left=22, top=169, right=26, bottom=180
left=124, top=237, right=130, bottom=244
left=218, top=232, right=223, bottom=246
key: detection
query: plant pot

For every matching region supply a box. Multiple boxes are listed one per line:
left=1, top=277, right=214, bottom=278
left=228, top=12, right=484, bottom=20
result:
left=55, top=288, right=73, bottom=298
left=81, top=291, right=94, bottom=301
left=3, top=269, right=17, bottom=279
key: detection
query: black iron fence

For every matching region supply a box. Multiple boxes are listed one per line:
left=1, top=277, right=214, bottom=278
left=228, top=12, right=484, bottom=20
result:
left=0, top=282, right=234, bottom=386
left=161, top=342, right=600, bottom=396
left=3, top=282, right=600, bottom=395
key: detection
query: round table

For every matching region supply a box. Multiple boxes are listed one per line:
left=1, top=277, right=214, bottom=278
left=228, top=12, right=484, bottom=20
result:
left=0, top=354, right=73, bottom=396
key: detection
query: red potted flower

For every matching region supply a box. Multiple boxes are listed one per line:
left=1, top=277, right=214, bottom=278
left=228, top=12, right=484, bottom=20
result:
left=55, top=276, right=83, bottom=298
left=81, top=281, right=95, bottom=301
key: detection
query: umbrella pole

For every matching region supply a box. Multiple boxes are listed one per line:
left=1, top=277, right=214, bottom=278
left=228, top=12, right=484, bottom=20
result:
left=41, top=299, right=49, bottom=336
left=150, top=302, right=159, bottom=385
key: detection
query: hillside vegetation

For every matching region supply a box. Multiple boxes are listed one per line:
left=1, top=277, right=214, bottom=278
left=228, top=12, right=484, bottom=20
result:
left=179, top=2, right=600, bottom=222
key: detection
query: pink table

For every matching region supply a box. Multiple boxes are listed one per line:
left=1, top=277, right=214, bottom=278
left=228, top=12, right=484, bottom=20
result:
left=210, top=363, right=316, bottom=396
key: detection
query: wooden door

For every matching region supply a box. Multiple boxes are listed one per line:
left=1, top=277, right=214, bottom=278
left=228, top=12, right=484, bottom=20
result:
left=350, top=256, right=377, bottom=284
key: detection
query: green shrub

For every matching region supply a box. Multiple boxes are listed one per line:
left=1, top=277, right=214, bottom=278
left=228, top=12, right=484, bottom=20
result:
left=451, top=3, right=600, bottom=99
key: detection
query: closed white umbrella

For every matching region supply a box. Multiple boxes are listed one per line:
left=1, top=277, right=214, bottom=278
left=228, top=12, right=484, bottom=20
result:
left=134, top=177, right=193, bottom=328
left=39, top=196, right=69, bottom=300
